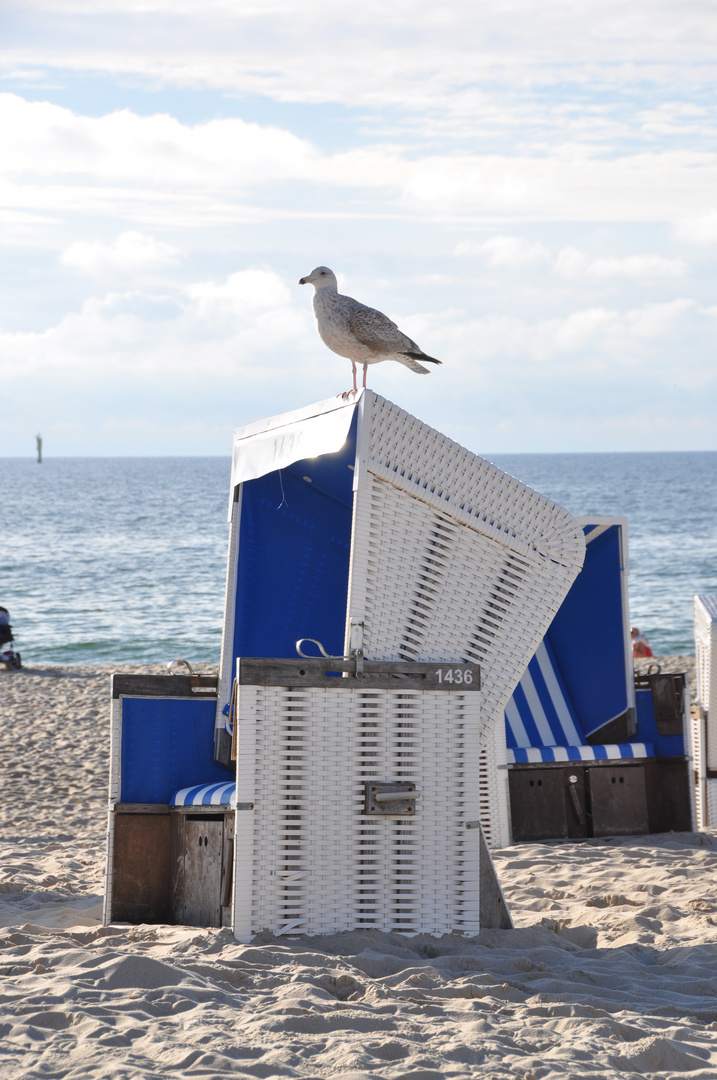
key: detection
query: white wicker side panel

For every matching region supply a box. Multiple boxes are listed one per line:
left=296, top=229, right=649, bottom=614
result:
left=689, top=705, right=707, bottom=829
left=364, top=394, right=585, bottom=570
left=348, top=474, right=578, bottom=741
left=233, top=686, right=482, bottom=940
left=477, top=718, right=511, bottom=850
left=694, top=595, right=717, bottom=770
left=706, top=779, right=717, bottom=830
left=103, top=697, right=123, bottom=926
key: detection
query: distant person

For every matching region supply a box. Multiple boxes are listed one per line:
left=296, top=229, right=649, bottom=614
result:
left=631, top=626, right=653, bottom=658
left=0, top=606, right=9, bottom=627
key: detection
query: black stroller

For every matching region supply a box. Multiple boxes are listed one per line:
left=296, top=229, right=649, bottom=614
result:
left=0, top=607, right=21, bottom=669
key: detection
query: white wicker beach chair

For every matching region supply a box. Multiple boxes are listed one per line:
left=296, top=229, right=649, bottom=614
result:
left=216, top=390, right=585, bottom=937
left=504, top=519, right=693, bottom=841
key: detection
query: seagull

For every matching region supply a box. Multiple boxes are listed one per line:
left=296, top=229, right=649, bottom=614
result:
left=299, top=266, right=441, bottom=392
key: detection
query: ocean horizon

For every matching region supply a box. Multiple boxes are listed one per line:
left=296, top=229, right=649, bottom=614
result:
left=1, top=450, right=715, bottom=665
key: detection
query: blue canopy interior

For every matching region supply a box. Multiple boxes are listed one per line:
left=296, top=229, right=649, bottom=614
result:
left=120, top=697, right=228, bottom=803
left=502, top=522, right=677, bottom=761
left=545, top=524, right=628, bottom=737
left=232, top=411, right=357, bottom=662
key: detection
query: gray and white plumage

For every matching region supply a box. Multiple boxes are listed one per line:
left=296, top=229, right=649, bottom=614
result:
left=299, top=266, right=441, bottom=391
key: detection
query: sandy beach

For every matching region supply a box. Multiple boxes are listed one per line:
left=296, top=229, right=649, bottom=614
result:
left=2, top=656, right=717, bottom=1079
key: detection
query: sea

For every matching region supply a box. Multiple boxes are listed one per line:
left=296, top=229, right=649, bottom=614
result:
left=1, top=452, right=715, bottom=666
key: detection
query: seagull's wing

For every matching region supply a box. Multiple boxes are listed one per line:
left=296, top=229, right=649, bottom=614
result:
left=345, top=303, right=417, bottom=355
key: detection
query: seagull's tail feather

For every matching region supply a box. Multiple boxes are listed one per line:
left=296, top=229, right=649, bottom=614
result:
left=398, top=355, right=430, bottom=374
left=400, top=351, right=441, bottom=375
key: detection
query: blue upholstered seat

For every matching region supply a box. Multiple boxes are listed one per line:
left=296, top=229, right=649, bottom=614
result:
left=172, top=781, right=237, bottom=807
left=508, top=742, right=654, bottom=764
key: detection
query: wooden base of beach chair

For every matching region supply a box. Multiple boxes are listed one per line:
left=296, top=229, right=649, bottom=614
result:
left=109, top=805, right=172, bottom=924
left=107, top=804, right=234, bottom=928
left=508, top=757, right=692, bottom=842
left=170, top=809, right=234, bottom=928
left=508, top=761, right=650, bottom=842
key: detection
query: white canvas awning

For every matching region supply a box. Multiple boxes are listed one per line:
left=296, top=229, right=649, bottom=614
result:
left=228, top=394, right=358, bottom=519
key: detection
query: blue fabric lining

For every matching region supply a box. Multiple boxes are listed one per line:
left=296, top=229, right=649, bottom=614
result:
left=505, top=638, right=584, bottom=749
left=120, top=697, right=229, bottom=804
left=232, top=414, right=356, bottom=662
left=546, top=525, right=628, bottom=736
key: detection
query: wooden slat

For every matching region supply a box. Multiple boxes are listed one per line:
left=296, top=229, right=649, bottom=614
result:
left=113, top=803, right=171, bottom=814
left=170, top=803, right=253, bottom=814
left=238, top=657, right=481, bottom=690
left=111, top=813, right=171, bottom=924
left=477, top=822, right=513, bottom=930
left=508, top=767, right=568, bottom=841
left=588, top=764, right=649, bottom=837
left=112, top=674, right=218, bottom=699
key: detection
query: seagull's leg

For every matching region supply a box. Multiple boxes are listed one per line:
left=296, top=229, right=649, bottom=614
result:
left=340, top=362, right=358, bottom=398
left=362, top=363, right=368, bottom=388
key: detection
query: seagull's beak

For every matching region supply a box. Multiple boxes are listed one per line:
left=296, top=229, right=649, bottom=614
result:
left=298, top=276, right=308, bottom=285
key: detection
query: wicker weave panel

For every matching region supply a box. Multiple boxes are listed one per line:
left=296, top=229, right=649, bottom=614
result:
left=348, top=473, right=580, bottom=740
left=476, top=719, right=510, bottom=850
left=233, top=684, right=482, bottom=939
left=694, top=595, right=717, bottom=771
left=689, top=706, right=706, bottom=829
left=343, top=395, right=586, bottom=850
left=364, top=395, right=584, bottom=568
left=706, top=779, right=717, bottom=830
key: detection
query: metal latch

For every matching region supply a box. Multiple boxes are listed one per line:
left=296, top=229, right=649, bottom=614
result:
left=296, top=631, right=365, bottom=678
left=364, top=781, right=420, bottom=816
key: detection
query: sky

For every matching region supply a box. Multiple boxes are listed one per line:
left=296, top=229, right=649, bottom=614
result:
left=1, top=0, right=716, bottom=457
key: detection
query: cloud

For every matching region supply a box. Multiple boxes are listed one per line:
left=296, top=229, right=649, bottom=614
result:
left=455, top=236, right=551, bottom=268
left=554, top=248, right=686, bottom=280
left=1, top=265, right=713, bottom=454
left=672, top=210, right=717, bottom=244
left=3, top=94, right=717, bottom=231
left=414, top=296, right=713, bottom=388
left=458, top=236, right=687, bottom=280
left=5, top=0, right=717, bottom=108
left=61, top=231, right=183, bottom=274
left=0, top=268, right=316, bottom=383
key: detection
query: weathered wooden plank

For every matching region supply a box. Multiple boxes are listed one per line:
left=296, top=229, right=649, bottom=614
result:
left=170, top=803, right=253, bottom=814
left=113, top=803, right=171, bottom=814
left=238, top=657, right=481, bottom=690
left=111, top=813, right=171, bottom=924
left=508, top=767, right=568, bottom=841
left=588, top=764, right=649, bottom=837
left=180, top=818, right=224, bottom=928
left=476, top=822, right=513, bottom=930
left=112, top=674, right=218, bottom=700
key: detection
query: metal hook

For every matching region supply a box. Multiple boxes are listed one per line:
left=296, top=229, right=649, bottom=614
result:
left=295, top=637, right=365, bottom=678
left=167, top=658, right=197, bottom=676
left=295, top=638, right=342, bottom=660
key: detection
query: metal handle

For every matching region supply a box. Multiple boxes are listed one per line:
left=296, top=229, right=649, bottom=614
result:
left=296, top=638, right=341, bottom=660
left=296, top=637, right=364, bottom=677
left=374, top=790, right=420, bottom=803
left=167, top=658, right=197, bottom=676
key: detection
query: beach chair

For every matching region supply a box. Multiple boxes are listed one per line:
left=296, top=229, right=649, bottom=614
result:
left=504, top=519, right=693, bottom=841
left=105, top=391, right=584, bottom=937
left=692, top=594, right=717, bottom=827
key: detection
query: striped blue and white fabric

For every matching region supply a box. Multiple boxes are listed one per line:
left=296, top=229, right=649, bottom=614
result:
left=171, top=781, right=237, bottom=807
left=505, top=640, right=583, bottom=750
left=505, top=637, right=653, bottom=763
left=508, top=742, right=654, bottom=764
